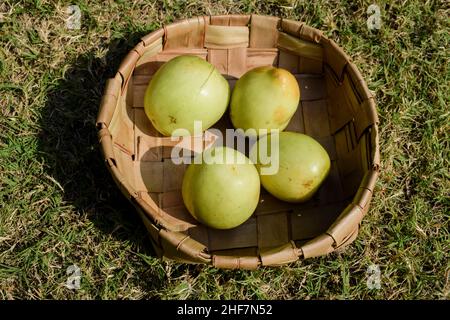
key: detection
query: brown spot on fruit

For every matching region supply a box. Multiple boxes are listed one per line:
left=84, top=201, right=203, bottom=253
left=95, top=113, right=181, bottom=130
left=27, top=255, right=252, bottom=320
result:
left=169, top=115, right=177, bottom=124
left=273, top=105, right=288, bottom=124
left=302, top=180, right=313, bottom=188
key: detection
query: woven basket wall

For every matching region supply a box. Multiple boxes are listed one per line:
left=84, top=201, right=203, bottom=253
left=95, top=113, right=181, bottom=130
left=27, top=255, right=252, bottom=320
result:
left=96, top=15, right=380, bottom=269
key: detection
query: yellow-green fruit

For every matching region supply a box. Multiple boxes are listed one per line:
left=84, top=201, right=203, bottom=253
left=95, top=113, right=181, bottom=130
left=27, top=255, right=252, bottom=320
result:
left=250, top=132, right=330, bottom=203
left=230, top=66, right=300, bottom=136
left=182, top=147, right=260, bottom=229
left=144, top=55, right=230, bottom=136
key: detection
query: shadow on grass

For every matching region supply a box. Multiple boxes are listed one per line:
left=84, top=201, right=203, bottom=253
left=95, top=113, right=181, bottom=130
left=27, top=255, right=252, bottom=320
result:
left=37, top=33, right=164, bottom=275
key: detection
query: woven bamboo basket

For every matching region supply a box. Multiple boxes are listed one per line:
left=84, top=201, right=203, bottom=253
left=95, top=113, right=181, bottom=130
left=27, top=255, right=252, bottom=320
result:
left=96, top=15, right=380, bottom=269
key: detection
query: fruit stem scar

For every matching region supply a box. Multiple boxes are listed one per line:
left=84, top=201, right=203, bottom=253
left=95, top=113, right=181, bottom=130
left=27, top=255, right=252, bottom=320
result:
left=169, top=115, right=177, bottom=124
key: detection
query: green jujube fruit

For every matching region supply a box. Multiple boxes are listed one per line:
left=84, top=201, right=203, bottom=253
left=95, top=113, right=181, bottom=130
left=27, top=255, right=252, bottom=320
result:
left=230, top=66, right=300, bottom=136
left=182, top=147, right=260, bottom=230
left=250, top=132, right=331, bottom=203
left=144, top=55, right=230, bottom=136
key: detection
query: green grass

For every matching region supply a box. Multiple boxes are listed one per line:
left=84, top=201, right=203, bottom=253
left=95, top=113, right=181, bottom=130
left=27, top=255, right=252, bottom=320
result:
left=0, top=0, right=448, bottom=299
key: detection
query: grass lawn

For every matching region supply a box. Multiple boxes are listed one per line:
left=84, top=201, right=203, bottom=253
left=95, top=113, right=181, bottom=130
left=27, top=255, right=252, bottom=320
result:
left=0, top=0, right=448, bottom=299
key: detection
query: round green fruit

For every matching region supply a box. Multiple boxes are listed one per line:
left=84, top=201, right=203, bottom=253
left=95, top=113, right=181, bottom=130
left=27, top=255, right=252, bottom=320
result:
left=182, top=147, right=260, bottom=229
left=144, top=55, right=230, bottom=136
left=250, top=132, right=330, bottom=203
left=230, top=66, right=300, bottom=136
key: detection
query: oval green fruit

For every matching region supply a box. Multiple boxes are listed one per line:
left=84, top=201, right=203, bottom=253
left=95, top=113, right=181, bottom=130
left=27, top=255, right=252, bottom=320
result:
left=144, top=55, right=230, bottom=136
left=230, top=66, right=300, bottom=136
left=182, top=147, right=260, bottom=229
left=250, top=132, right=330, bottom=203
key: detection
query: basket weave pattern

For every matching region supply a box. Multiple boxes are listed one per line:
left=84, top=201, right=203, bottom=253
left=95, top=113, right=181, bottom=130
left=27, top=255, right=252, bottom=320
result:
left=96, top=15, right=380, bottom=269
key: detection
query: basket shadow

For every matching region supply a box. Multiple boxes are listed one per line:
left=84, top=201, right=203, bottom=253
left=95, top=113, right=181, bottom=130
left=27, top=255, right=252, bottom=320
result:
left=37, top=35, right=158, bottom=262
